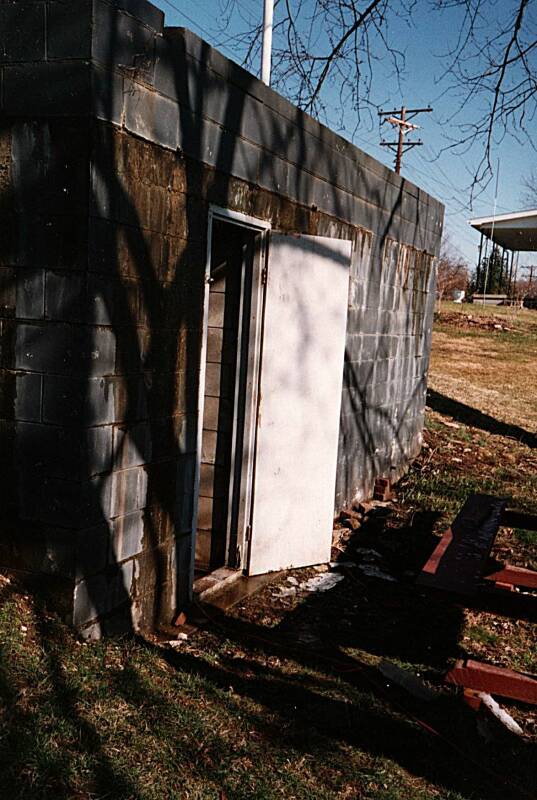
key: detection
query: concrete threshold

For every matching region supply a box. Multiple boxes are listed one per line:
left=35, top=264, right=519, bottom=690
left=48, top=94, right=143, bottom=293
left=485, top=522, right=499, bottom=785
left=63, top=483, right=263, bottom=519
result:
left=193, top=567, right=284, bottom=611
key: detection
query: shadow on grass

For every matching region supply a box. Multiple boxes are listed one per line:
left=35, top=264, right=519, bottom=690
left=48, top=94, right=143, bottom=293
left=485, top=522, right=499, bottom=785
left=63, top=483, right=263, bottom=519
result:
left=155, top=510, right=534, bottom=800
left=0, top=509, right=535, bottom=800
left=427, top=389, right=537, bottom=448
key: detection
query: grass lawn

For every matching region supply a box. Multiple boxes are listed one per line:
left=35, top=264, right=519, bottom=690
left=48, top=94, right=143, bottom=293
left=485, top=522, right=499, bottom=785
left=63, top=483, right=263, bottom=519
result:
left=0, top=302, right=535, bottom=800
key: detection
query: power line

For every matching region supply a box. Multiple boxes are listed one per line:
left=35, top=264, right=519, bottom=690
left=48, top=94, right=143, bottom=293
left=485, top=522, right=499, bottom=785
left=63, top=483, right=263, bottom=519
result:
left=156, top=3, right=486, bottom=262
left=159, top=0, right=241, bottom=62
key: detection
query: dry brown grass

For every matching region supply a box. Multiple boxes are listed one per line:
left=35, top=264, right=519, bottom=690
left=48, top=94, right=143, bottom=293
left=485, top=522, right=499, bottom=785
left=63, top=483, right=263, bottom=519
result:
left=429, top=303, right=537, bottom=431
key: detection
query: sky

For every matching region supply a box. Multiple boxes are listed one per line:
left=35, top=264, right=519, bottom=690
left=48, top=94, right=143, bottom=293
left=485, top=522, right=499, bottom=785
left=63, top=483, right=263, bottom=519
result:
left=151, top=0, right=535, bottom=270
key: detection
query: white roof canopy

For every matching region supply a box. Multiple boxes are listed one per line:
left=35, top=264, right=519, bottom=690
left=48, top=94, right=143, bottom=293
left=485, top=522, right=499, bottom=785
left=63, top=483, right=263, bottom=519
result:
left=469, top=209, right=537, bottom=251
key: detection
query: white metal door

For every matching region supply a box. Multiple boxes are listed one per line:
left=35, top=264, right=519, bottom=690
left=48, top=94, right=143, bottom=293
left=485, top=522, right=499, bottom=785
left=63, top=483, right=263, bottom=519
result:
left=247, top=233, right=352, bottom=575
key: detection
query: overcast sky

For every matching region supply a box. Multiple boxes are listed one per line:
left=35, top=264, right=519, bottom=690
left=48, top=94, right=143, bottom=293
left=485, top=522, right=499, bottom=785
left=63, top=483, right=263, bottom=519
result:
left=151, top=0, right=534, bottom=269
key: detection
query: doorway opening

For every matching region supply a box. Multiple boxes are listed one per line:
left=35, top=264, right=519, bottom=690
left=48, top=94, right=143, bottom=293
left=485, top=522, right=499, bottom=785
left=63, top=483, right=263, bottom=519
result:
left=195, top=212, right=267, bottom=575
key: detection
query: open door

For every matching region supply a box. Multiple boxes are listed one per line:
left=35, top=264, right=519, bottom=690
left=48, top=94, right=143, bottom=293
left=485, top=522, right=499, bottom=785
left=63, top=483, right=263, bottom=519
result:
left=247, top=233, right=352, bottom=575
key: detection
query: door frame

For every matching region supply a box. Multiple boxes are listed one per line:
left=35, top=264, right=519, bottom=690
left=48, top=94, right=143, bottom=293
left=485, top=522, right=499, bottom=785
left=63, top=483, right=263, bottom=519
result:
left=191, top=206, right=271, bottom=578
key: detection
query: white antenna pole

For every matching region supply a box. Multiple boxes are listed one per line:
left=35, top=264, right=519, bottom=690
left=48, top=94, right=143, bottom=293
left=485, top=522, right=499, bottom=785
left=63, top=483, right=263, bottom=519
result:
left=261, top=0, right=274, bottom=85
left=482, top=158, right=500, bottom=305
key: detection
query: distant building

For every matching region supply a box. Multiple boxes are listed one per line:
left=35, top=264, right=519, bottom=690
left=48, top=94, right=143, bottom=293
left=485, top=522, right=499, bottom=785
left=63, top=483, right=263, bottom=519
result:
left=471, top=294, right=508, bottom=306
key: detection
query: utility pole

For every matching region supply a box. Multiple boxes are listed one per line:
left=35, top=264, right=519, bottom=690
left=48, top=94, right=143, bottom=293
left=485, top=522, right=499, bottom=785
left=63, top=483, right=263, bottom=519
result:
left=261, top=0, right=274, bottom=85
left=379, top=105, right=432, bottom=174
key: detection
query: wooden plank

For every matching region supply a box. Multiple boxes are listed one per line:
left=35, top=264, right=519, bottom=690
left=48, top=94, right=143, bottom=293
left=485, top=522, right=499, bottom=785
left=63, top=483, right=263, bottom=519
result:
left=417, top=494, right=507, bottom=595
left=446, top=659, right=537, bottom=704
left=484, top=564, right=537, bottom=590
left=422, top=528, right=453, bottom=575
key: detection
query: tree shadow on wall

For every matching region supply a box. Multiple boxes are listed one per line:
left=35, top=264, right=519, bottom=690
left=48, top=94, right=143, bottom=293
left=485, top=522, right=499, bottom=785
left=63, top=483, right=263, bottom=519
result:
left=0, top=6, right=449, bottom=800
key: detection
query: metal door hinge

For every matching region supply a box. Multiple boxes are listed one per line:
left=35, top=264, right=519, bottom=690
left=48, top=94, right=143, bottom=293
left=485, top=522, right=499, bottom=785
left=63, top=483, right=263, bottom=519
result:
left=261, top=266, right=268, bottom=285
left=245, top=524, right=252, bottom=542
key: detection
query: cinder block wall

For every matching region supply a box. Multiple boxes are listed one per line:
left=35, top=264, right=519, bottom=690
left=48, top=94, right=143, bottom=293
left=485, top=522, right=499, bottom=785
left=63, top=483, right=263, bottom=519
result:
left=0, top=0, right=443, bottom=635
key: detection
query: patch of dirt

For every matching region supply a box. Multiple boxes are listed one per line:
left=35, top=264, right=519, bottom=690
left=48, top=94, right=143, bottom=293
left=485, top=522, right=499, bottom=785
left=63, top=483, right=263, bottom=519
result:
left=435, top=311, right=516, bottom=331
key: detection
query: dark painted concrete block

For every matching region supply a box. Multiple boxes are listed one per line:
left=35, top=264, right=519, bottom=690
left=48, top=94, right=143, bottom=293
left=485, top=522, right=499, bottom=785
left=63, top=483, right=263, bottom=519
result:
left=73, top=572, right=106, bottom=627
left=85, top=377, right=117, bottom=424
left=18, top=473, right=81, bottom=526
left=125, top=81, right=180, bottom=151
left=11, top=121, right=90, bottom=217
left=76, top=524, right=110, bottom=580
left=0, top=320, right=16, bottom=369
left=345, top=332, right=363, bottom=363
left=111, top=510, right=145, bottom=561
left=92, top=65, right=125, bottom=127
left=86, top=275, right=139, bottom=325
left=0, top=269, right=16, bottom=320
left=45, top=273, right=86, bottom=322
left=16, top=324, right=114, bottom=378
left=111, top=466, right=147, bottom=516
left=92, top=2, right=156, bottom=78
left=82, top=327, right=117, bottom=376
left=89, top=161, right=120, bottom=221
left=47, top=0, right=92, bottom=60
left=114, top=0, right=164, bottom=31
left=375, top=359, right=390, bottom=385
left=77, top=474, right=112, bottom=528
left=42, top=375, right=84, bottom=425
left=364, top=281, right=382, bottom=308
left=85, top=424, right=113, bottom=475
left=0, top=268, right=16, bottom=317
left=16, top=323, right=75, bottom=374
left=360, top=335, right=379, bottom=362
left=15, top=372, right=42, bottom=422
left=3, top=62, right=91, bottom=116
left=15, top=420, right=79, bottom=479
left=13, top=214, right=88, bottom=271
left=113, top=421, right=152, bottom=469
left=0, top=3, right=45, bottom=64
left=16, top=270, right=45, bottom=319
left=43, top=375, right=118, bottom=426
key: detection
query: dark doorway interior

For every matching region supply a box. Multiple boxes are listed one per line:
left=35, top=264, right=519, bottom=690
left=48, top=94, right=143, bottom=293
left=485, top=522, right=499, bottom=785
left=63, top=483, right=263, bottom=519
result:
left=196, top=219, right=256, bottom=573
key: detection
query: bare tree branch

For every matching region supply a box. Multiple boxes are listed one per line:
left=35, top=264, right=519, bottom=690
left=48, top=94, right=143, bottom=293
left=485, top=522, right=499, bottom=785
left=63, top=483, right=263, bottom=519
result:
left=216, top=0, right=537, bottom=190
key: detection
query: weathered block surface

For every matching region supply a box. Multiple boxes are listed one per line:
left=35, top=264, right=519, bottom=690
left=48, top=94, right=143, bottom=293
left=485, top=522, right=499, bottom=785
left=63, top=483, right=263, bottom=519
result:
left=0, top=0, right=443, bottom=636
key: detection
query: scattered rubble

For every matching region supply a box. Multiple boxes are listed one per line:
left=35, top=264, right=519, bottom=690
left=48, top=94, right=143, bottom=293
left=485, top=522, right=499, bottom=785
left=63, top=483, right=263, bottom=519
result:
left=168, top=632, right=189, bottom=648
left=356, top=549, right=383, bottom=563
left=476, top=693, right=525, bottom=740
left=374, top=477, right=393, bottom=502
left=356, top=565, right=397, bottom=582
left=435, top=311, right=515, bottom=332
left=301, top=573, right=345, bottom=593
left=275, top=586, right=297, bottom=598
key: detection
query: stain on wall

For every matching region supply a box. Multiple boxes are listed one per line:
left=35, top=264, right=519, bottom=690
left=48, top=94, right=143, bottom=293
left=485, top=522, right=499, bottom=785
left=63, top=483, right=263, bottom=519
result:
left=0, top=0, right=443, bottom=636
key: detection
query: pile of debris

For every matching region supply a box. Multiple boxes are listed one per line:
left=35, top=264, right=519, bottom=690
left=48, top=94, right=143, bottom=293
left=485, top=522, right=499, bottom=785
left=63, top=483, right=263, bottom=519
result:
left=332, top=496, right=392, bottom=553
left=436, top=311, right=514, bottom=332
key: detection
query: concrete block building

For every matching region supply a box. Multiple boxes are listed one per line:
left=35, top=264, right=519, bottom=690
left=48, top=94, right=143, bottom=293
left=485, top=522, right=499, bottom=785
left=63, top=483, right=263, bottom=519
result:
left=0, top=0, right=443, bottom=636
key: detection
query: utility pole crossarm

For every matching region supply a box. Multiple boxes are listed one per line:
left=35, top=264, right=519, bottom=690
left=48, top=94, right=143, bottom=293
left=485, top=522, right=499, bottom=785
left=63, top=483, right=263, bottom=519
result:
left=378, top=105, right=432, bottom=175
left=379, top=107, right=432, bottom=116
left=384, top=116, right=419, bottom=130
